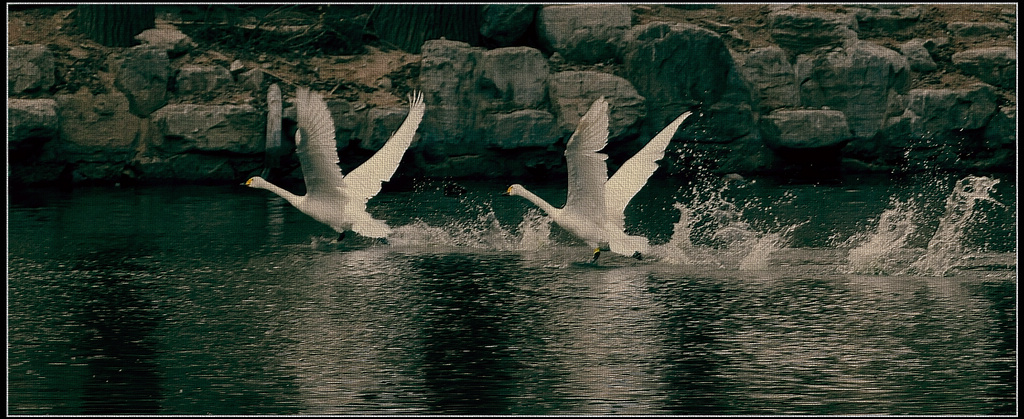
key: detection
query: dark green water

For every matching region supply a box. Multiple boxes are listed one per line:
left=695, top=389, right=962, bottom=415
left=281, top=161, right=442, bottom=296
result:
left=7, top=174, right=1016, bottom=414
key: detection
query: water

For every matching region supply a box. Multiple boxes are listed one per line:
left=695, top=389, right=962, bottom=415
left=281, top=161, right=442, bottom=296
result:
left=7, top=173, right=1017, bottom=415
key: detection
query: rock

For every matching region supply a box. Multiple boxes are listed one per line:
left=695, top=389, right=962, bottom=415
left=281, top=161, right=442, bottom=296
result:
left=114, top=46, right=170, bottom=117
left=418, top=39, right=485, bottom=152
left=900, top=39, right=938, bottom=72
left=548, top=70, right=645, bottom=139
left=358, top=106, right=414, bottom=151
left=760, top=109, right=853, bottom=149
left=622, top=22, right=753, bottom=141
left=55, top=89, right=142, bottom=155
left=8, top=98, right=58, bottom=144
left=952, top=47, right=1015, bottom=88
left=480, top=109, right=558, bottom=149
left=8, top=44, right=55, bottom=94
left=229, top=60, right=245, bottom=74
left=176, top=64, right=233, bottom=95
left=134, top=27, right=196, bottom=56
left=237, top=68, right=264, bottom=91
left=947, top=21, right=1012, bottom=38
left=768, top=9, right=858, bottom=54
left=796, top=40, right=910, bottom=138
left=478, top=47, right=549, bottom=109
left=905, top=83, right=997, bottom=139
left=984, top=106, right=1015, bottom=149
left=536, top=4, right=632, bottom=63
left=736, top=46, right=800, bottom=112
left=480, top=4, right=539, bottom=46
left=151, top=104, right=263, bottom=153
left=850, top=5, right=922, bottom=32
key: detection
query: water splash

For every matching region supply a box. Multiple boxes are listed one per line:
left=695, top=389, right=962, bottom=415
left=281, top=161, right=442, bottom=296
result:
left=656, top=188, right=794, bottom=270
left=844, top=198, right=920, bottom=275
left=388, top=207, right=553, bottom=252
left=909, top=176, right=1003, bottom=276
left=843, top=176, right=1004, bottom=277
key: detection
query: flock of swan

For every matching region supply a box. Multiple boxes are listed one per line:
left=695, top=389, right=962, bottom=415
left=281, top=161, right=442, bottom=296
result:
left=246, top=88, right=691, bottom=262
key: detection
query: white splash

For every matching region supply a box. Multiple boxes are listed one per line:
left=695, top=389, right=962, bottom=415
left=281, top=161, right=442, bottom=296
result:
left=910, top=176, right=1003, bottom=276
left=844, top=198, right=919, bottom=275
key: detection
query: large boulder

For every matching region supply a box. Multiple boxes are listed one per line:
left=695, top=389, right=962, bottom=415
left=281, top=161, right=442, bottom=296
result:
left=768, top=9, right=858, bottom=54
left=795, top=40, right=910, bottom=138
left=952, top=47, right=1016, bottom=88
left=151, top=104, right=263, bottom=153
left=417, top=39, right=486, bottom=154
left=134, top=27, right=196, bottom=56
left=478, top=47, right=549, bottom=109
left=622, top=22, right=754, bottom=141
left=946, top=21, right=1013, bottom=38
left=114, top=45, right=170, bottom=117
left=735, top=46, right=800, bottom=112
left=548, top=70, right=645, bottom=140
left=905, top=83, right=998, bottom=139
left=479, top=4, right=539, bottom=46
left=760, top=109, right=853, bottom=149
left=480, top=109, right=558, bottom=149
left=8, top=98, right=58, bottom=144
left=899, top=39, right=938, bottom=72
left=535, top=4, right=632, bottom=63
left=55, top=89, right=142, bottom=156
left=849, top=5, right=922, bottom=32
left=8, top=44, right=55, bottom=94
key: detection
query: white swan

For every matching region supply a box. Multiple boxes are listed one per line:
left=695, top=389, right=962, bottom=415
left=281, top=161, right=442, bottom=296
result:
left=506, top=97, right=691, bottom=261
left=246, top=87, right=425, bottom=241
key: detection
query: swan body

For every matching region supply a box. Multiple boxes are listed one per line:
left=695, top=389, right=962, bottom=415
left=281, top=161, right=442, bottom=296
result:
left=507, top=97, right=691, bottom=259
left=246, top=87, right=425, bottom=239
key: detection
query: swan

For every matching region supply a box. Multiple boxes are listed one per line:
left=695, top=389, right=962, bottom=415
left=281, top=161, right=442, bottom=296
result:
left=506, top=97, right=691, bottom=262
left=246, top=87, right=425, bottom=242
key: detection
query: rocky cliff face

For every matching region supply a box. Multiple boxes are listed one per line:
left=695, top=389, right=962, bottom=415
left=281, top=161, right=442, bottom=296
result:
left=8, top=4, right=1016, bottom=186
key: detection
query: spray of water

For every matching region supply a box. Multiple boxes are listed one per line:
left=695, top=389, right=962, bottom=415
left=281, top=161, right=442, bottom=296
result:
left=909, top=176, right=1003, bottom=276
left=844, top=198, right=920, bottom=275
left=651, top=181, right=795, bottom=270
left=388, top=206, right=553, bottom=252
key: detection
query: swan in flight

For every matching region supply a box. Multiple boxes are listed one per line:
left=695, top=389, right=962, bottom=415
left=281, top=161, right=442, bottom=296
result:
left=246, top=87, right=426, bottom=242
left=506, top=97, right=691, bottom=262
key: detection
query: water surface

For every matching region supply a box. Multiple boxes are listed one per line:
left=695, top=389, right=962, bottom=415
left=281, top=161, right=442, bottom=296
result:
left=7, top=174, right=1016, bottom=415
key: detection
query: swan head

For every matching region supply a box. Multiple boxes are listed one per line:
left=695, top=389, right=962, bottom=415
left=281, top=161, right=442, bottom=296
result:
left=245, top=176, right=266, bottom=188
left=506, top=184, right=524, bottom=196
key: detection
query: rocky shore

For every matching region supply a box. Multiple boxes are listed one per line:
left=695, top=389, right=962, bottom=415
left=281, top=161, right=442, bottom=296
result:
left=8, top=4, right=1016, bottom=186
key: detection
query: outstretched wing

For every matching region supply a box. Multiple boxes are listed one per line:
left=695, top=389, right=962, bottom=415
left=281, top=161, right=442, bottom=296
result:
left=563, top=97, right=609, bottom=220
left=343, top=91, right=426, bottom=203
left=604, top=110, right=691, bottom=231
left=295, top=87, right=345, bottom=195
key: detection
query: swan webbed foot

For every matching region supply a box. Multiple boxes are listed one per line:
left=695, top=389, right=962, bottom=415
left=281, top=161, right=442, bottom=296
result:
left=631, top=251, right=643, bottom=260
left=377, top=237, right=390, bottom=246
left=336, top=231, right=346, bottom=243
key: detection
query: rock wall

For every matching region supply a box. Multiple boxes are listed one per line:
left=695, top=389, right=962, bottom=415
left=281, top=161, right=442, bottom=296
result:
left=8, top=4, right=1016, bottom=186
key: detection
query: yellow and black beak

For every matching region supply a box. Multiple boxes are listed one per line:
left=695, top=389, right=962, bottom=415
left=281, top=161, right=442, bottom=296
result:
left=505, top=185, right=513, bottom=195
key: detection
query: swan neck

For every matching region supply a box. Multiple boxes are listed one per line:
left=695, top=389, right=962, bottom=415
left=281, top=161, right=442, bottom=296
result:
left=516, top=187, right=557, bottom=215
left=257, top=180, right=302, bottom=206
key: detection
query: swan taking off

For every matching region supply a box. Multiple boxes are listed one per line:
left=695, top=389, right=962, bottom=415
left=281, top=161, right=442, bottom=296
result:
left=506, top=97, right=691, bottom=262
left=246, top=87, right=426, bottom=241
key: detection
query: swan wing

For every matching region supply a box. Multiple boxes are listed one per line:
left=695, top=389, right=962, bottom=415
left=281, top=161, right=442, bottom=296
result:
left=343, top=91, right=426, bottom=203
left=605, top=110, right=691, bottom=230
left=564, top=97, right=609, bottom=221
left=295, top=87, right=346, bottom=195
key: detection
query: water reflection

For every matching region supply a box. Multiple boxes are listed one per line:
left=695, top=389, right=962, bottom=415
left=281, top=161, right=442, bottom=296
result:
left=7, top=176, right=1016, bottom=415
